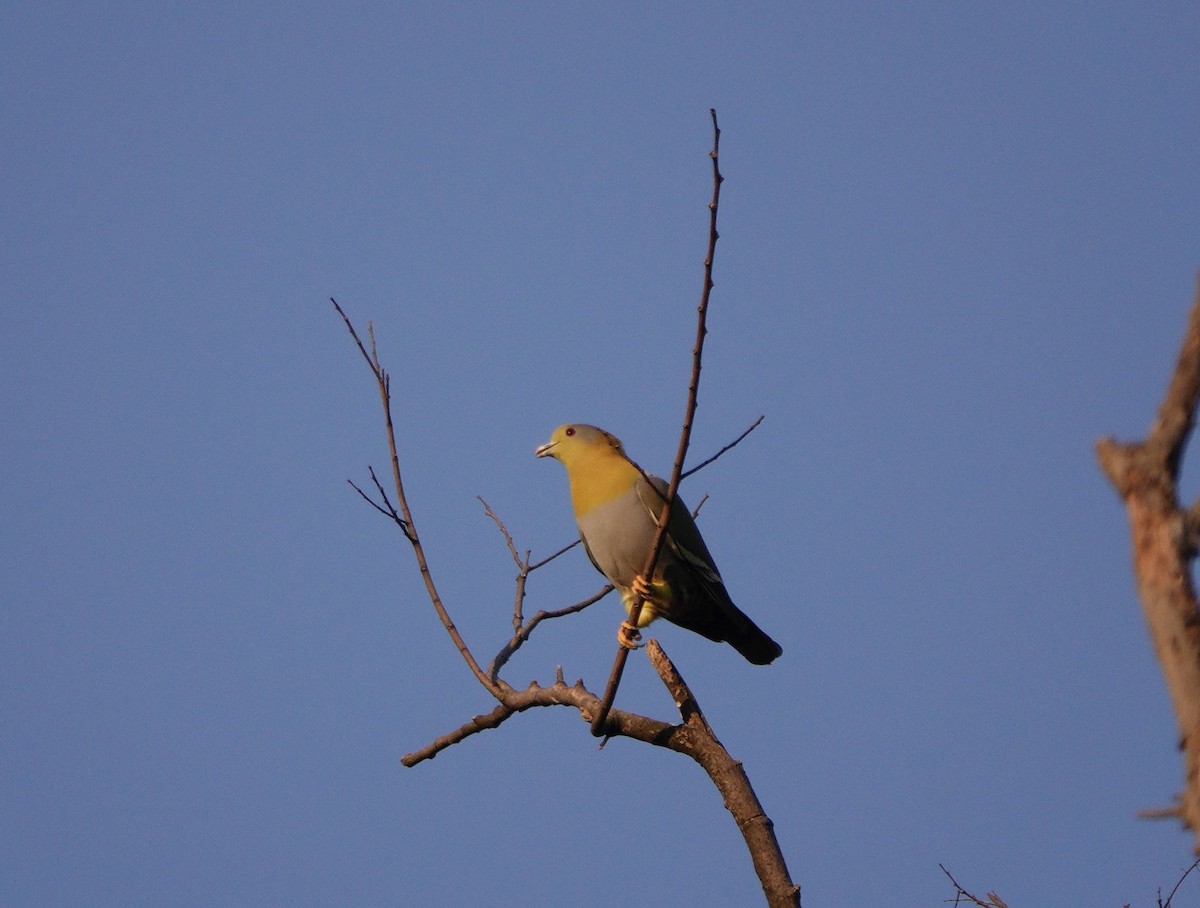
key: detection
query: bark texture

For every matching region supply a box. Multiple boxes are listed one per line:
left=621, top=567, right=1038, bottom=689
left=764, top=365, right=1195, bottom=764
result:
left=1097, top=283, right=1200, bottom=850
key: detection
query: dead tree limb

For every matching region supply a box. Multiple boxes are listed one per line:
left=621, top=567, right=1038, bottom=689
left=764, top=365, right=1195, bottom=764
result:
left=643, top=641, right=799, bottom=907
left=1097, top=279, right=1200, bottom=851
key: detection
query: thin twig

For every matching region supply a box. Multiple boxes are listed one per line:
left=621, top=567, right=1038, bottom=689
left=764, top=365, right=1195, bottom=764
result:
left=939, top=865, right=1008, bottom=908
left=682, top=415, right=765, bottom=479
left=1161, top=857, right=1200, bottom=908
left=332, top=297, right=375, bottom=369
left=364, top=465, right=414, bottom=539
left=529, top=538, right=582, bottom=570
left=1138, top=804, right=1183, bottom=820
left=475, top=496, right=612, bottom=675
left=478, top=497, right=530, bottom=631
left=347, top=478, right=397, bottom=521
left=333, top=298, right=501, bottom=697
left=487, top=584, right=613, bottom=679
left=478, top=497, right=522, bottom=564
left=591, top=108, right=724, bottom=736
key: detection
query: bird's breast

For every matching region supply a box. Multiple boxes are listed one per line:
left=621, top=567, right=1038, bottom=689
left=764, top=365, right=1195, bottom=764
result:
left=575, top=491, right=658, bottom=589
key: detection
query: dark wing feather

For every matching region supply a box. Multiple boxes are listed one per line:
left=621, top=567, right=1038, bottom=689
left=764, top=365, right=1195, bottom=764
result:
left=635, top=476, right=782, bottom=665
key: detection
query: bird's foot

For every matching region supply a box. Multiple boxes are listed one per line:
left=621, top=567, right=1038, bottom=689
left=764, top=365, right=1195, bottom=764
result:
left=631, top=574, right=655, bottom=600
left=617, top=620, right=643, bottom=650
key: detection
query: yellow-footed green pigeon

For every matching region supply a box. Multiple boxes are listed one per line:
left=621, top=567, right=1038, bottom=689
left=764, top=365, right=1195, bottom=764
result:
left=536, top=423, right=781, bottom=665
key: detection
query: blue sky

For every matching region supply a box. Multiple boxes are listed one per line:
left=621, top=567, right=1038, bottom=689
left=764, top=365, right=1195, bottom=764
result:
left=4, top=3, right=1200, bottom=905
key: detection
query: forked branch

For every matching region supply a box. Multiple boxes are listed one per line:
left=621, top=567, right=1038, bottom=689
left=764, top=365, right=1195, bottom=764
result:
left=939, top=864, right=1009, bottom=908
left=332, top=112, right=797, bottom=906
left=332, top=299, right=502, bottom=699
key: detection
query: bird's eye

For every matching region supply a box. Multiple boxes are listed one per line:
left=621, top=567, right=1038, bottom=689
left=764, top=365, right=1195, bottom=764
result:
left=565, top=427, right=576, bottom=437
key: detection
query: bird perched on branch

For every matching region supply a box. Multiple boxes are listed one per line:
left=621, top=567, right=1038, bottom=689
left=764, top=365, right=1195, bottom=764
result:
left=535, top=424, right=782, bottom=665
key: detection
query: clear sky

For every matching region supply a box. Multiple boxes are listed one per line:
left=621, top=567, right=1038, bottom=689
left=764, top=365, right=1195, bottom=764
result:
left=4, top=3, right=1200, bottom=906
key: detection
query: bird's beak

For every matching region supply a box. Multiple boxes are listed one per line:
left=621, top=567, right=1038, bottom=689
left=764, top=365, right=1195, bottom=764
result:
left=535, top=440, right=557, bottom=459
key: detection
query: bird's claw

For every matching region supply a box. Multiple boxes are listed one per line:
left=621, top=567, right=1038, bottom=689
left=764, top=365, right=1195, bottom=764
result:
left=631, top=574, right=654, bottom=600
left=617, top=620, right=643, bottom=650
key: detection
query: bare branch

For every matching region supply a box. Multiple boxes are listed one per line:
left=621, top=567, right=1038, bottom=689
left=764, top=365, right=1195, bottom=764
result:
left=682, top=414, right=765, bottom=480
left=1141, top=804, right=1185, bottom=820
left=646, top=639, right=717, bottom=738
left=331, top=297, right=378, bottom=377
left=1147, top=288, right=1200, bottom=479
left=487, top=585, right=613, bottom=680
left=478, top=496, right=522, bottom=566
left=404, top=639, right=798, bottom=906
left=643, top=641, right=798, bottom=908
left=401, top=701, right=519, bottom=766
left=475, top=495, right=611, bottom=676
left=401, top=675, right=675, bottom=768
left=1161, top=857, right=1200, bottom=908
left=939, top=865, right=1008, bottom=908
left=528, top=538, right=582, bottom=570
left=347, top=478, right=398, bottom=522
left=345, top=466, right=415, bottom=540
left=592, top=107, right=724, bottom=736
left=1097, top=280, right=1200, bottom=849
left=333, top=299, right=501, bottom=698
left=478, top=497, right=531, bottom=632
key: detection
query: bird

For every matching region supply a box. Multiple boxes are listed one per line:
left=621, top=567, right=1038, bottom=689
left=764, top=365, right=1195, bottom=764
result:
left=535, top=423, right=782, bottom=665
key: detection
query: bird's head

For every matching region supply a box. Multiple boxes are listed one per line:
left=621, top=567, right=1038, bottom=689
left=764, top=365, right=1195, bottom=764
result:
left=535, top=424, right=626, bottom=467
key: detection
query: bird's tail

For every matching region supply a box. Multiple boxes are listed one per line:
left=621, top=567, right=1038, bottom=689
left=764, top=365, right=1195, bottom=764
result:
left=727, top=619, right=783, bottom=665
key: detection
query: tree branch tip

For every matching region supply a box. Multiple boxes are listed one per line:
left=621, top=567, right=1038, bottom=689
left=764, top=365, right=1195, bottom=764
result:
left=1138, top=805, right=1184, bottom=820
left=1096, top=436, right=1137, bottom=495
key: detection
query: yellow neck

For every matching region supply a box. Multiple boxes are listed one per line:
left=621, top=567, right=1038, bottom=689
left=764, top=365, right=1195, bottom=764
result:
left=564, top=447, right=642, bottom=517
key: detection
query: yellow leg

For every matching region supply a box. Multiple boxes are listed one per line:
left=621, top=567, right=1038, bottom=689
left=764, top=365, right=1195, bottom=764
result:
left=617, top=620, right=643, bottom=650
left=631, top=574, right=654, bottom=600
